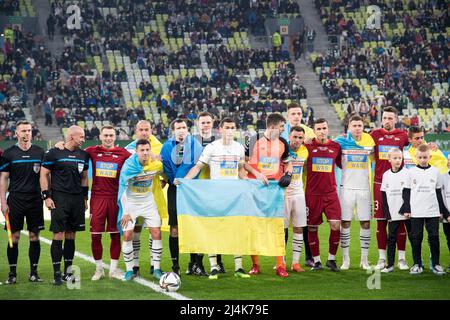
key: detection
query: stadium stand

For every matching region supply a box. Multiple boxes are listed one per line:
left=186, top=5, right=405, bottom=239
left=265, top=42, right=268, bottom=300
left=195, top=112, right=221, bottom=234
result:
left=312, top=0, right=449, bottom=132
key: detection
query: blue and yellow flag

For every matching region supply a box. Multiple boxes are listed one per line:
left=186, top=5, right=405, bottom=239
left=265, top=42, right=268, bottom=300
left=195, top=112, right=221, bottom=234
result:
left=176, top=179, right=286, bottom=256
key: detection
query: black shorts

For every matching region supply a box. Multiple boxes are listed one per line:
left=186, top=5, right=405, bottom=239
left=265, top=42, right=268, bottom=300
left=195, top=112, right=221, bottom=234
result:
left=6, top=193, right=44, bottom=233
left=168, top=184, right=177, bottom=227
left=50, top=191, right=86, bottom=233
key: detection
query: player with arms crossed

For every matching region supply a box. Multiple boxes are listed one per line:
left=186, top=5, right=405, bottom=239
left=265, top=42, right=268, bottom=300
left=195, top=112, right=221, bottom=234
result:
left=335, top=115, right=375, bottom=270
left=182, top=117, right=251, bottom=279
left=119, top=139, right=165, bottom=281
left=304, top=118, right=342, bottom=272
left=370, top=107, right=409, bottom=270
left=0, top=121, right=45, bottom=284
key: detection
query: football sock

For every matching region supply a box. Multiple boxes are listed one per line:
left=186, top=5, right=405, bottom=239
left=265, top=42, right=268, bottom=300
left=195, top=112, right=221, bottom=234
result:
left=132, top=232, right=141, bottom=268
left=329, top=229, right=340, bottom=256
left=195, top=253, right=204, bottom=267
left=110, top=233, right=121, bottom=260
left=378, top=249, right=387, bottom=261
left=51, top=240, right=63, bottom=273
left=340, top=227, right=351, bottom=261
left=122, top=240, right=134, bottom=272
left=151, top=240, right=162, bottom=270
left=29, top=240, right=40, bottom=274
left=148, top=236, right=153, bottom=267
left=360, top=228, right=371, bottom=260
left=376, top=220, right=388, bottom=251
left=276, top=256, right=284, bottom=268
left=63, top=239, right=75, bottom=274
left=292, top=233, right=303, bottom=264
left=398, top=250, right=405, bottom=261
left=7, top=242, right=18, bottom=274
left=217, top=254, right=222, bottom=265
left=91, top=234, right=102, bottom=261
left=234, top=256, right=243, bottom=271
left=397, top=221, right=407, bottom=251
left=303, top=226, right=312, bottom=261
left=284, top=228, right=289, bottom=245
left=169, top=236, right=179, bottom=267
left=110, top=259, right=119, bottom=272
left=190, top=253, right=197, bottom=264
left=328, top=253, right=335, bottom=260
left=308, top=229, right=320, bottom=257
left=208, top=254, right=218, bottom=271
left=313, top=256, right=321, bottom=263
left=95, top=259, right=103, bottom=271
left=251, top=255, right=259, bottom=265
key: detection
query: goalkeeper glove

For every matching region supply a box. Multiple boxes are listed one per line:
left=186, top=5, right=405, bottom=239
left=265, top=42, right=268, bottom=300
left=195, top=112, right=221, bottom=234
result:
left=278, top=172, right=292, bottom=188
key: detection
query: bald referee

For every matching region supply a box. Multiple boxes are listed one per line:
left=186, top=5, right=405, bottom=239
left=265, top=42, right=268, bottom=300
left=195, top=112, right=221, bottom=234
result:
left=0, top=121, right=45, bottom=284
left=40, top=126, right=89, bottom=286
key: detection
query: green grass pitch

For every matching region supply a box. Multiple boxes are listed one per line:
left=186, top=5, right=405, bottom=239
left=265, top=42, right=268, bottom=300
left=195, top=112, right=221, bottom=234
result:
left=0, top=220, right=449, bottom=300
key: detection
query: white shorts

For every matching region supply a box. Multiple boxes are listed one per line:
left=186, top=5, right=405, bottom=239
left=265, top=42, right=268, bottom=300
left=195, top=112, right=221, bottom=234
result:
left=284, top=195, right=307, bottom=228
left=122, top=201, right=161, bottom=231
left=339, top=188, right=372, bottom=221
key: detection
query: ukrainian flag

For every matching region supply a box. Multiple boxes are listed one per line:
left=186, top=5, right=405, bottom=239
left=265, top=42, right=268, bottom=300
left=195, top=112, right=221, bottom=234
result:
left=177, top=180, right=286, bottom=256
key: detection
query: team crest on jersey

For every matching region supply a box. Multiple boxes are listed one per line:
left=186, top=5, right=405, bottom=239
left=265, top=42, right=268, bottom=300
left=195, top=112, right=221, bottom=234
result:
left=312, top=149, right=318, bottom=153
left=33, top=163, right=40, bottom=173
left=412, top=179, right=417, bottom=185
left=113, top=155, right=118, bottom=158
left=430, top=179, right=435, bottom=183
left=78, top=163, right=84, bottom=173
left=98, top=154, right=103, bottom=157
left=386, top=183, right=389, bottom=188
left=400, top=182, right=404, bottom=186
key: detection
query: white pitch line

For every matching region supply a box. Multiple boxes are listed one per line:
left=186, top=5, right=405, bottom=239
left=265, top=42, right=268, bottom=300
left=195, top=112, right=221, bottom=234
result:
left=1, top=223, right=191, bottom=300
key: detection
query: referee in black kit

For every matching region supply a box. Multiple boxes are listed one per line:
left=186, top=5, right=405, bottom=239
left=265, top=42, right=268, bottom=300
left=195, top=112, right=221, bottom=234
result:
left=0, top=121, right=45, bottom=284
left=40, top=125, right=89, bottom=286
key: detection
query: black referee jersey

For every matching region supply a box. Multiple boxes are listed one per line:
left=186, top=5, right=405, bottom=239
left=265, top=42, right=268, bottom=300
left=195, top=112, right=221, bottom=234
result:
left=0, top=144, right=45, bottom=194
left=194, top=134, right=215, bottom=148
left=42, top=148, right=89, bottom=194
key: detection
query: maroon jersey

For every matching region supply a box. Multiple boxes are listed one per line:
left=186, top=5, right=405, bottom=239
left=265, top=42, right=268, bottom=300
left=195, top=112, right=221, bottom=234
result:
left=370, top=128, right=408, bottom=183
left=85, top=145, right=131, bottom=198
left=305, top=139, right=342, bottom=196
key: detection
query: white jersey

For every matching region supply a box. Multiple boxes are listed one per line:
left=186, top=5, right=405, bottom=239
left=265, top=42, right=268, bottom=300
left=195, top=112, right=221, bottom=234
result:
left=406, top=166, right=443, bottom=218
left=340, top=146, right=373, bottom=190
left=286, top=145, right=308, bottom=197
left=125, top=170, right=158, bottom=205
left=442, top=171, right=450, bottom=215
left=198, top=140, right=245, bottom=180
left=380, top=168, right=409, bottom=221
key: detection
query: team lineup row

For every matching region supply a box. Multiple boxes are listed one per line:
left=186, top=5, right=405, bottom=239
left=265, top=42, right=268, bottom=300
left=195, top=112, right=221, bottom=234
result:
left=0, top=104, right=449, bottom=285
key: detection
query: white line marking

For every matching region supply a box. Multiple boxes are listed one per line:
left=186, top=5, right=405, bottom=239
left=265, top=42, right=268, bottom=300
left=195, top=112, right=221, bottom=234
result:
left=0, top=223, right=191, bottom=300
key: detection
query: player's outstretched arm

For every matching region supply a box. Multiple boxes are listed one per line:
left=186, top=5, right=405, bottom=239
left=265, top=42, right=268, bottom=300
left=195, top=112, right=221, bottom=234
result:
left=182, top=162, right=205, bottom=182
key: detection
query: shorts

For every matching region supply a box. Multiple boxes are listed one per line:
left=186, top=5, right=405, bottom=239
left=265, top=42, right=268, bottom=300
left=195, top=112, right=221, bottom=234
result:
left=50, top=191, right=86, bottom=233
left=373, top=182, right=384, bottom=220
left=89, top=196, right=119, bottom=234
left=121, top=200, right=161, bottom=231
left=285, top=195, right=307, bottom=228
left=168, top=184, right=177, bottom=227
left=6, top=193, right=44, bottom=233
left=306, top=193, right=341, bottom=226
left=339, top=188, right=372, bottom=221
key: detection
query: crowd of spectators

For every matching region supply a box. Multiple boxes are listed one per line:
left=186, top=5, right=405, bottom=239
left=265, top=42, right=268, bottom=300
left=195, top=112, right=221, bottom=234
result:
left=313, top=0, right=449, bottom=132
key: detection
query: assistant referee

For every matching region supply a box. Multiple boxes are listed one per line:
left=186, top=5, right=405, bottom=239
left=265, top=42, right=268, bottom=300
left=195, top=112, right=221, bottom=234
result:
left=0, top=120, right=45, bottom=284
left=40, top=125, right=89, bottom=286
